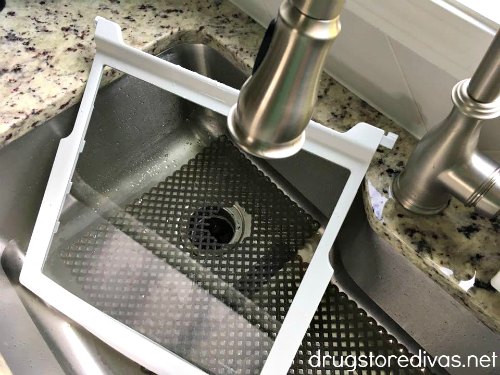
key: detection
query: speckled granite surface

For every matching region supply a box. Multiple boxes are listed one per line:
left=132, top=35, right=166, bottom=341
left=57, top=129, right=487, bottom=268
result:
left=1, top=0, right=498, bottom=332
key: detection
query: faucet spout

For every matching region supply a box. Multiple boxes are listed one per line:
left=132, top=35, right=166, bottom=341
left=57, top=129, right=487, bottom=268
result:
left=227, top=0, right=344, bottom=159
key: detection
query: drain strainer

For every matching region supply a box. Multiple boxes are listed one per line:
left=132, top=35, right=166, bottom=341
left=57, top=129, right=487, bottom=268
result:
left=188, top=203, right=251, bottom=254
left=189, top=206, right=236, bottom=250
left=56, top=137, right=432, bottom=375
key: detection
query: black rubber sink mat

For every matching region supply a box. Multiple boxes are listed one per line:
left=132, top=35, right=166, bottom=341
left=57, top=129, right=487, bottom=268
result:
left=50, top=137, right=430, bottom=374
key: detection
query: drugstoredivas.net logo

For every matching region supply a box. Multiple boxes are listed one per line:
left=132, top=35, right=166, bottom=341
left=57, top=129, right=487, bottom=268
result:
left=307, top=350, right=498, bottom=372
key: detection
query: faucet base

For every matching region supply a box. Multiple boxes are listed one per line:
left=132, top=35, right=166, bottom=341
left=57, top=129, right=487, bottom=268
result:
left=227, top=104, right=305, bottom=159
left=392, top=173, right=450, bottom=215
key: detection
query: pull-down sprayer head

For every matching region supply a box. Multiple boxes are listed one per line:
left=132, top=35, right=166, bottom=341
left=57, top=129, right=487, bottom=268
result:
left=227, top=0, right=345, bottom=159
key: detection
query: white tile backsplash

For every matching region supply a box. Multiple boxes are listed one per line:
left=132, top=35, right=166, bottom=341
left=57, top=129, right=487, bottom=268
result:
left=229, top=0, right=500, bottom=161
left=324, top=10, right=427, bottom=138
left=389, top=37, right=500, bottom=150
left=389, top=38, right=457, bottom=131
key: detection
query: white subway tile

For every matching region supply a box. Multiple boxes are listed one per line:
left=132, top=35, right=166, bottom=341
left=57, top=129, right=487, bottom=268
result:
left=325, top=10, right=426, bottom=137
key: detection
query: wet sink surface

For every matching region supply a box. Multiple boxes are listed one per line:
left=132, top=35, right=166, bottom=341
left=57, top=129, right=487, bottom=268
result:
left=1, top=44, right=498, bottom=375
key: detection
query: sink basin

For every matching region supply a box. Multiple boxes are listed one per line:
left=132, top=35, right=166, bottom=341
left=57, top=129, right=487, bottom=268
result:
left=1, top=43, right=498, bottom=375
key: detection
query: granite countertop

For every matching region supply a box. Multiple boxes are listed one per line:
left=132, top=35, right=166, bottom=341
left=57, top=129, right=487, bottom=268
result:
left=1, top=0, right=498, bottom=332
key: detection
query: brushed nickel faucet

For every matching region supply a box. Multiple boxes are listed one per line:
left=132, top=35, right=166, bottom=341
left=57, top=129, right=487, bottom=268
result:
left=227, top=0, right=499, bottom=218
left=228, top=0, right=344, bottom=158
left=393, top=31, right=500, bottom=218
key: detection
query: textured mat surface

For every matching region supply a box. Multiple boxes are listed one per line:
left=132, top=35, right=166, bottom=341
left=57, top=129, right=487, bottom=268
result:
left=53, top=137, right=429, bottom=374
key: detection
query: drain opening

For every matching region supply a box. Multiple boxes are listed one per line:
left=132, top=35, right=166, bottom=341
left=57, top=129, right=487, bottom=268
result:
left=188, top=206, right=237, bottom=251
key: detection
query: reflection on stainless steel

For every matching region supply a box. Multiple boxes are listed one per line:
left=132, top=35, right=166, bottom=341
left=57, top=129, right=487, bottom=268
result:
left=1, top=241, right=142, bottom=375
left=0, top=353, right=13, bottom=375
left=60, top=324, right=107, bottom=375
left=393, top=31, right=500, bottom=218
left=457, top=272, right=476, bottom=292
left=366, top=180, right=389, bottom=220
left=1, top=43, right=498, bottom=374
left=228, top=0, right=344, bottom=158
left=0, top=243, right=64, bottom=375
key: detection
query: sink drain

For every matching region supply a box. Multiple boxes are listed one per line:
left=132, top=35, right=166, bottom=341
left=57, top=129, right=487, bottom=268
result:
left=188, top=203, right=251, bottom=253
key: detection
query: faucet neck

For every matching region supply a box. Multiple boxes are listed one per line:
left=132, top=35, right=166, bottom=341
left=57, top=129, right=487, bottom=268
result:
left=468, top=30, right=500, bottom=103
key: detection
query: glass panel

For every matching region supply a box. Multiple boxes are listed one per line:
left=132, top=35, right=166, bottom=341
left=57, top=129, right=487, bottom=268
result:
left=41, top=57, right=349, bottom=373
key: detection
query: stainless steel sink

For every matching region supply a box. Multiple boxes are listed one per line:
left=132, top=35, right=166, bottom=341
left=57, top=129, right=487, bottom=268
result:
left=1, top=44, right=498, bottom=375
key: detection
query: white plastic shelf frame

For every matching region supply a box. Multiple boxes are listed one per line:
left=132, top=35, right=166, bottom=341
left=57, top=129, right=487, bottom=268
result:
left=20, top=17, right=397, bottom=375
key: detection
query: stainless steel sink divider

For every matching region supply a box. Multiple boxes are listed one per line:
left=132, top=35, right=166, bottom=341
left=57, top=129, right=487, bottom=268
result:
left=19, top=17, right=397, bottom=375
